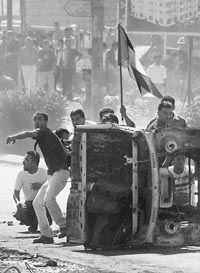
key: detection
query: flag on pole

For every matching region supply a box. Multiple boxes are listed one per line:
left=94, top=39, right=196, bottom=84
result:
left=118, top=25, right=163, bottom=99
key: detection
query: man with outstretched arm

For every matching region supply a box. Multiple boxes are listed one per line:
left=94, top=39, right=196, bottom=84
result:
left=7, top=112, right=69, bottom=244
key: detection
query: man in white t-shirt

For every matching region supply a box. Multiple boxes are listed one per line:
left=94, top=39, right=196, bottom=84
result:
left=168, top=153, right=196, bottom=212
left=13, top=151, right=49, bottom=232
left=147, top=54, right=167, bottom=95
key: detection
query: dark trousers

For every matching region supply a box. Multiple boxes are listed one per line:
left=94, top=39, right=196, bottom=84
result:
left=13, top=200, right=52, bottom=231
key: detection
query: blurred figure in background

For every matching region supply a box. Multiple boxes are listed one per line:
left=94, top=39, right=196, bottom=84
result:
left=19, top=37, right=38, bottom=95
left=37, top=39, right=55, bottom=92
left=53, top=21, right=63, bottom=41
left=147, top=54, right=167, bottom=96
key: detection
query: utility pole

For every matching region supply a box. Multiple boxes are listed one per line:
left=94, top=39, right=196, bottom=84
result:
left=20, top=0, right=26, bottom=34
left=7, top=0, right=12, bottom=30
left=91, top=0, right=104, bottom=121
left=187, top=36, right=193, bottom=106
left=1, top=0, right=4, bottom=17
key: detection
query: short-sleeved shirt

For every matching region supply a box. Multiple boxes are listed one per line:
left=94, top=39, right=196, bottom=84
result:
left=38, top=49, right=55, bottom=72
left=14, top=167, right=48, bottom=201
left=147, top=64, right=167, bottom=84
left=20, top=46, right=38, bottom=66
left=168, top=165, right=195, bottom=206
left=34, top=127, right=68, bottom=175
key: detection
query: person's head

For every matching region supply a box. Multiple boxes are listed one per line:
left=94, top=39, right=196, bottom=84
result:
left=54, top=21, right=60, bottom=29
left=23, top=151, right=40, bottom=172
left=161, top=95, right=175, bottom=111
left=42, top=39, right=50, bottom=50
left=55, top=128, right=69, bottom=140
left=25, top=37, right=33, bottom=48
left=111, top=42, right=118, bottom=52
left=64, top=27, right=73, bottom=38
left=33, top=112, right=48, bottom=129
left=171, top=153, right=186, bottom=173
left=47, top=31, right=53, bottom=41
left=154, top=54, right=162, bottom=65
left=99, top=107, right=114, bottom=121
left=82, top=68, right=91, bottom=82
left=70, top=109, right=85, bottom=127
left=103, top=42, right=107, bottom=51
left=101, top=113, right=119, bottom=124
left=157, top=101, right=173, bottom=124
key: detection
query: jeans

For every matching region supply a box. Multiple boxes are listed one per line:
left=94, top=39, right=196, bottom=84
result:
left=33, top=169, right=69, bottom=238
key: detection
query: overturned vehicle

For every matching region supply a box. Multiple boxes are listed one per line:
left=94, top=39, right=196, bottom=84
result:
left=66, top=124, right=200, bottom=249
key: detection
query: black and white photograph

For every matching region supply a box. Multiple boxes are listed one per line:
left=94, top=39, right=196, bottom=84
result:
left=0, top=1, right=200, bottom=273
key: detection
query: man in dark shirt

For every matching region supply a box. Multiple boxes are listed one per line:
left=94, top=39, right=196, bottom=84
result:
left=7, top=112, right=69, bottom=244
left=63, top=39, right=81, bottom=99
left=38, top=40, right=55, bottom=92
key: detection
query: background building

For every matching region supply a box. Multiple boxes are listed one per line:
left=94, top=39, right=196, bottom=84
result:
left=130, top=0, right=198, bottom=27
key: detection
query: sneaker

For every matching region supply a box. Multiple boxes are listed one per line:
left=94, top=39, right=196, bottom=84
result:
left=58, top=227, right=66, bottom=239
left=33, top=236, right=54, bottom=244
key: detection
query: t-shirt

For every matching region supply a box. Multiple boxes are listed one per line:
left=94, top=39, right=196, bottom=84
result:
left=38, top=49, right=55, bottom=72
left=34, top=127, right=68, bottom=175
left=20, top=46, right=38, bottom=66
left=14, top=167, right=48, bottom=201
left=168, top=165, right=195, bottom=206
left=147, top=64, right=167, bottom=84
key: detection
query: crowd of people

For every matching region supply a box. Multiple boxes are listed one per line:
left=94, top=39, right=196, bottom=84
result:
left=0, top=22, right=122, bottom=111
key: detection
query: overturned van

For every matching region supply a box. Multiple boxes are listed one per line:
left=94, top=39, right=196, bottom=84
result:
left=66, top=124, right=200, bottom=249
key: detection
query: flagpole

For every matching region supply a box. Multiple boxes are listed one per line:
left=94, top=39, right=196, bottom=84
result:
left=118, top=24, right=124, bottom=120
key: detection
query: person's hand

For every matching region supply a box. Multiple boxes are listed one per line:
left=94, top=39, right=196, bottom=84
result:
left=120, top=105, right=127, bottom=117
left=6, top=136, right=16, bottom=144
left=31, top=182, right=42, bottom=191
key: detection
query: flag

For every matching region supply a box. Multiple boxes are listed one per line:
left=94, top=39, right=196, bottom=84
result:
left=118, top=25, right=163, bottom=99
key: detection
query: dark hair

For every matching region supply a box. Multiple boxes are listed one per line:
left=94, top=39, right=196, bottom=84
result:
left=161, top=95, right=175, bottom=107
left=47, top=31, right=53, bottom=38
left=27, top=151, right=40, bottom=166
left=102, top=113, right=119, bottom=124
left=99, top=107, right=114, bottom=119
left=158, top=101, right=173, bottom=112
left=70, top=109, right=85, bottom=119
left=42, top=39, right=49, bottom=44
left=103, top=42, right=107, bottom=50
left=33, top=112, right=48, bottom=121
left=82, top=68, right=92, bottom=75
left=111, top=42, right=118, bottom=49
left=55, top=128, right=69, bottom=139
left=57, top=38, right=64, bottom=45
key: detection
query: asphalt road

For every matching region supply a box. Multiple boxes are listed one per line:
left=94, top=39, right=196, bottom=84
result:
left=0, top=159, right=200, bottom=273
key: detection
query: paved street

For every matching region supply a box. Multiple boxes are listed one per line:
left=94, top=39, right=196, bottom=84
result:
left=0, top=156, right=200, bottom=273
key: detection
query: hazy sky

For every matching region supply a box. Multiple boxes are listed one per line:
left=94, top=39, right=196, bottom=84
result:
left=0, top=0, right=20, bottom=15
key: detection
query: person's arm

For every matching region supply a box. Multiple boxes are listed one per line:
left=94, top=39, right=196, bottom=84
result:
left=120, top=105, right=135, bottom=127
left=13, top=190, right=20, bottom=205
left=7, top=130, right=38, bottom=144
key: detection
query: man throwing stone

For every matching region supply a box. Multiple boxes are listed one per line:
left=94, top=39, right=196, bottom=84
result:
left=7, top=112, right=69, bottom=244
